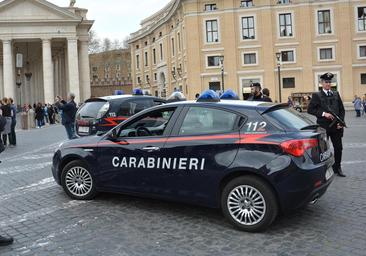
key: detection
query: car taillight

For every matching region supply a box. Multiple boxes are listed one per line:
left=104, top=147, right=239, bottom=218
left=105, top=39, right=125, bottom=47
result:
left=280, top=139, right=318, bottom=157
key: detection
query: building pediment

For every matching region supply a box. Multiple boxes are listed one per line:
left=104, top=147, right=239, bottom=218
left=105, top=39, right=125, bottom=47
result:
left=0, top=0, right=81, bottom=23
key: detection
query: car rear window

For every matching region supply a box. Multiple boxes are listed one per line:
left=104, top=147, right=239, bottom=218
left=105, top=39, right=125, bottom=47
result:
left=77, top=101, right=108, bottom=119
left=263, top=108, right=314, bottom=131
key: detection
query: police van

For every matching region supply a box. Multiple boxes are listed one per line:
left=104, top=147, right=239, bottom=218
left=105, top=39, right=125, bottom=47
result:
left=52, top=90, right=334, bottom=232
left=75, top=90, right=165, bottom=136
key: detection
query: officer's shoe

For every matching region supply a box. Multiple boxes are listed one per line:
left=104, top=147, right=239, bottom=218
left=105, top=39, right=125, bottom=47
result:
left=0, top=235, right=14, bottom=246
left=337, top=168, right=346, bottom=177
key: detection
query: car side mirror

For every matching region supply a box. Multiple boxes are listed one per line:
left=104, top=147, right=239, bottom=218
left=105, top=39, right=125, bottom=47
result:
left=108, top=128, right=118, bottom=141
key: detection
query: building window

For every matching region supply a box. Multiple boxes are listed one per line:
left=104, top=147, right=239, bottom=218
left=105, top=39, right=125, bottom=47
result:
left=144, top=52, right=148, bottom=66
left=283, top=77, right=295, bottom=88
left=319, top=48, right=334, bottom=60
left=152, top=37, right=156, bottom=43
left=160, top=43, right=163, bottom=60
left=171, top=38, right=175, bottom=56
left=359, top=45, right=366, bottom=58
left=146, top=75, right=150, bottom=84
left=318, top=10, right=332, bottom=34
left=278, top=0, right=291, bottom=4
left=204, top=4, right=217, bottom=11
left=154, top=73, right=157, bottom=81
left=116, top=73, right=121, bottom=79
left=243, top=53, right=257, bottom=65
left=159, top=32, right=162, bottom=37
left=144, top=41, right=148, bottom=46
left=281, top=50, right=294, bottom=62
left=240, top=0, right=253, bottom=8
left=207, top=56, right=221, bottom=67
left=153, top=49, right=156, bottom=64
left=206, top=20, right=219, bottom=43
left=116, top=64, right=121, bottom=71
left=279, top=13, right=293, bottom=37
left=137, top=77, right=141, bottom=84
left=358, top=7, right=366, bottom=31
left=136, top=55, right=140, bottom=69
left=242, top=16, right=255, bottom=40
left=92, top=66, right=98, bottom=72
left=178, top=33, right=181, bottom=51
left=136, top=45, right=139, bottom=49
left=361, top=73, right=366, bottom=84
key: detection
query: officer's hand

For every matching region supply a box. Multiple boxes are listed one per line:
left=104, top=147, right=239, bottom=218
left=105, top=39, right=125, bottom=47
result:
left=324, top=113, right=334, bottom=120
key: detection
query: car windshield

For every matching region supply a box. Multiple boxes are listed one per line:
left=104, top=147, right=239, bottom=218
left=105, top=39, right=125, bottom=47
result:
left=264, top=108, right=315, bottom=131
left=77, top=101, right=107, bottom=119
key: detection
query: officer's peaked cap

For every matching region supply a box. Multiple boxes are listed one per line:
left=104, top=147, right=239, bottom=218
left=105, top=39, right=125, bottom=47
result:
left=320, top=72, right=334, bottom=81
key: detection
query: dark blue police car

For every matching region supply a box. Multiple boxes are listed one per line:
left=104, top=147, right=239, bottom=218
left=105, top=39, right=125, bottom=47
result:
left=52, top=90, right=334, bottom=232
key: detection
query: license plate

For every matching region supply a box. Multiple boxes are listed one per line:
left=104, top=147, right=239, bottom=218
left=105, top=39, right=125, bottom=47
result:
left=78, top=126, right=89, bottom=133
left=325, top=168, right=334, bottom=181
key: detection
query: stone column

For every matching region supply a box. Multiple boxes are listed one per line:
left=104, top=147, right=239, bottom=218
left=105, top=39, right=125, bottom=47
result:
left=67, top=38, right=80, bottom=103
left=53, top=56, right=58, bottom=97
left=42, top=39, right=54, bottom=104
left=79, top=40, right=91, bottom=102
left=0, top=65, right=3, bottom=98
left=3, top=40, right=15, bottom=99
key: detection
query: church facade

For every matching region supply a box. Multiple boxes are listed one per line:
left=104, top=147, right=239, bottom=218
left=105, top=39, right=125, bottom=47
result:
left=0, top=0, right=93, bottom=105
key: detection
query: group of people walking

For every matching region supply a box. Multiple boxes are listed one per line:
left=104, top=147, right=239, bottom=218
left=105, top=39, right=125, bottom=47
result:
left=0, top=97, right=17, bottom=147
left=352, top=94, right=366, bottom=117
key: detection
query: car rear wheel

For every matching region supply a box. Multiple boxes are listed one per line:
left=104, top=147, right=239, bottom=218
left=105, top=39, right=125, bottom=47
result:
left=221, top=176, right=278, bottom=232
left=61, top=160, right=97, bottom=200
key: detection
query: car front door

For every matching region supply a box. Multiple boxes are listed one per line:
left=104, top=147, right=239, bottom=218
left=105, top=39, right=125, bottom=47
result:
left=153, top=105, right=242, bottom=205
left=95, top=106, right=182, bottom=193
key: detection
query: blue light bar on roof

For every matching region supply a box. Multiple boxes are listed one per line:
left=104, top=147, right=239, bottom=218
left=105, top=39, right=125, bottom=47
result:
left=220, top=89, right=239, bottom=100
left=197, top=90, right=220, bottom=102
left=133, top=88, right=143, bottom=96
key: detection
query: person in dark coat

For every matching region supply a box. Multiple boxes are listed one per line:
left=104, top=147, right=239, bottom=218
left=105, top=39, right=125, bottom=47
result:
left=247, top=83, right=272, bottom=102
left=262, top=88, right=273, bottom=102
left=308, top=72, right=346, bottom=177
left=47, top=104, right=55, bottom=125
left=35, top=103, right=44, bottom=128
left=55, top=93, right=77, bottom=140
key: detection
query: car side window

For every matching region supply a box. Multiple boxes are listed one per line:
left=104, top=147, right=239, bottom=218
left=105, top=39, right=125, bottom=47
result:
left=117, top=99, right=153, bottom=117
left=179, top=107, right=238, bottom=136
left=118, top=108, right=176, bottom=138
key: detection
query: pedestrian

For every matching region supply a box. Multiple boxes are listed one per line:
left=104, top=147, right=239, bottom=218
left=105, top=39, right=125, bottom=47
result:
left=308, top=72, right=346, bottom=177
left=0, top=117, right=14, bottom=246
left=55, top=93, right=77, bottom=140
left=287, top=96, right=294, bottom=107
left=44, top=104, right=49, bottom=124
left=363, top=94, right=366, bottom=116
left=0, top=98, right=13, bottom=146
left=262, top=88, right=273, bottom=102
left=48, top=104, right=55, bottom=125
left=9, top=98, right=16, bottom=146
left=247, top=83, right=272, bottom=102
left=35, top=103, right=44, bottom=128
left=352, top=95, right=362, bottom=117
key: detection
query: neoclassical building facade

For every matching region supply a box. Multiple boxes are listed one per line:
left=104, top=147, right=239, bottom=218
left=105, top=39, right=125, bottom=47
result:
left=0, top=0, right=93, bottom=105
left=129, top=0, right=366, bottom=103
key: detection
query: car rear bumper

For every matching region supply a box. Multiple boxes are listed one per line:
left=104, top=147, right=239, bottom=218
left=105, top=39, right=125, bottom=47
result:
left=275, top=157, right=335, bottom=212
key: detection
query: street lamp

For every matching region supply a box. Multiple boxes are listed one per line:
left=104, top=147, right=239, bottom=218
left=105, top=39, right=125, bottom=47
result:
left=275, top=52, right=282, bottom=103
left=219, top=56, right=225, bottom=92
left=16, top=69, right=22, bottom=108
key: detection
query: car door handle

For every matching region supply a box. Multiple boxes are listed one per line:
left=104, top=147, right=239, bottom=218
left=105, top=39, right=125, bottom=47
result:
left=142, top=146, right=160, bottom=152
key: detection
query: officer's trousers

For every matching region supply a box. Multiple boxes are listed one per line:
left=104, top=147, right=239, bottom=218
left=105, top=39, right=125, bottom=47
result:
left=327, top=128, right=343, bottom=171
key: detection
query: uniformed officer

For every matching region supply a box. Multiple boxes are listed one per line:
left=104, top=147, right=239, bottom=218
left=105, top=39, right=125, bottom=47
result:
left=247, top=83, right=272, bottom=102
left=308, top=72, right=346, bottom=177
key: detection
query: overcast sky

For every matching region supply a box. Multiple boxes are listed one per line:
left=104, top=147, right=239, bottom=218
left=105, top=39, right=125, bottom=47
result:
left=48, top=0, right=171, bottom=40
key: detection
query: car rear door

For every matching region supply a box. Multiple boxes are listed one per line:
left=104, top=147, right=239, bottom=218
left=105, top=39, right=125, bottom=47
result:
left=155, top=105, right=242, bottom=205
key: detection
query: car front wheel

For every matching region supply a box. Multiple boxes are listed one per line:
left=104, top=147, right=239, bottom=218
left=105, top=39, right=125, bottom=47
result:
left=221, top=176, right=278, bottom=232
left=61, top=160, right=97, bottom=200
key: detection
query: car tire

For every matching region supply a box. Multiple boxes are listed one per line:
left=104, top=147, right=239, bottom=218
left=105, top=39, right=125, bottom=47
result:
left=61, top=160, right=97, bottom=200
left=221, top=176, right=278, bottom=232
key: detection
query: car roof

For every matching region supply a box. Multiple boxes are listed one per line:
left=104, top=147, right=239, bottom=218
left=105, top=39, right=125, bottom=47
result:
left=166, top=100, right=273, bottom=109
left=86, top=95, right=163, bottom=102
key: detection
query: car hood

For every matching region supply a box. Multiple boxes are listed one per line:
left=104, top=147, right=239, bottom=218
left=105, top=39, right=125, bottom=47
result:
left=59, top=136, right=102, bottom=150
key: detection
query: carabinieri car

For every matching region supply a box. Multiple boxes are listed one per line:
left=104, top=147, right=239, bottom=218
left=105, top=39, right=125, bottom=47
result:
left=52, top=91, right=334, bottom=232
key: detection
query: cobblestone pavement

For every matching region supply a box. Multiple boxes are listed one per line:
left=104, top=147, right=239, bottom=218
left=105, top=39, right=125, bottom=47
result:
left=0, top=114, right=366, bottom=256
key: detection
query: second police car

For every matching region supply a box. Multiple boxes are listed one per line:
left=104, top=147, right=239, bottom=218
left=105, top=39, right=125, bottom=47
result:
left=52, top=90, right=334, bottom=232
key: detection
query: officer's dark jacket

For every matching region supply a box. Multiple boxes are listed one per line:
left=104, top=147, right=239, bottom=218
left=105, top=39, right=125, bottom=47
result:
left=247, top=93, right=272, bottom=102
left=307, top=90, right=345, bottom=129
left=56, top=100, right=77, bottom=125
